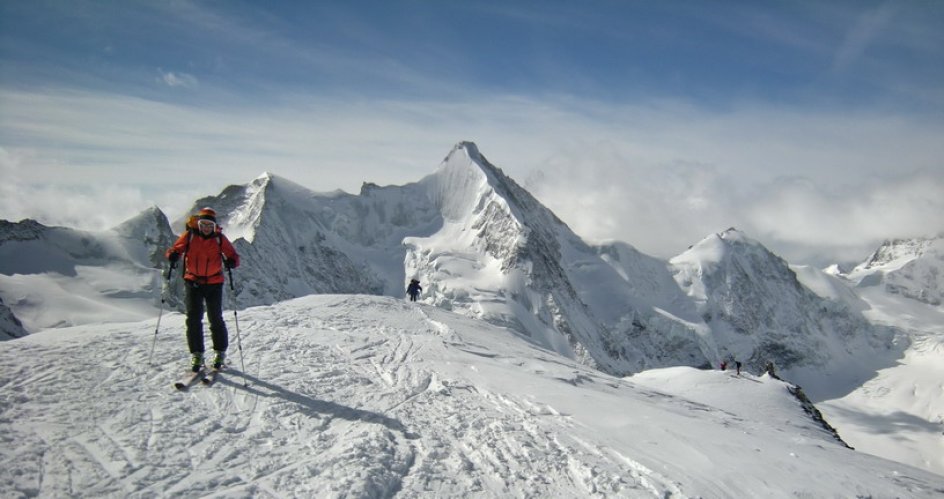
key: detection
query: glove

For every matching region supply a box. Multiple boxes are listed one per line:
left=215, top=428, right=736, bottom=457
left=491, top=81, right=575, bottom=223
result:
left=168, top=252, right=180, bottom=264
left=224, top=258, right=236, bottom=270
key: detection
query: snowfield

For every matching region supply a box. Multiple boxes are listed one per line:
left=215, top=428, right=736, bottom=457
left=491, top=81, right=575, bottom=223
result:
left=2, top=294, right=942, bottom=498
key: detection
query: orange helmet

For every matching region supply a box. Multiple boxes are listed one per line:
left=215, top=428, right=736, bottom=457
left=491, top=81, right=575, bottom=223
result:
left=197, top=207, right=217, bottom=222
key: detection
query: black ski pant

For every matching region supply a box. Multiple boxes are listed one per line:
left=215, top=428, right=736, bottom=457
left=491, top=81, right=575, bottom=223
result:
left=184, top=281, right=228, bottom=355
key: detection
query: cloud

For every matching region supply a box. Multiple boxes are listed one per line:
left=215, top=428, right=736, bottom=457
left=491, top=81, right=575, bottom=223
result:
left=527, top=143, right=944, bottom=265
left=744, top=172, right=944, bottom=262
left=1, top=149, right=135, bottom=228
left=158, top=70, right=199, bottom=88
left=0, top=147, right=202, bottom=230
left=1, top=88, right=942, bottom=264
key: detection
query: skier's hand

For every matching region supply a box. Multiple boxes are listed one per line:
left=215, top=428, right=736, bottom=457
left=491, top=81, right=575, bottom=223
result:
left=168, top=252, right=180, bottom=265
left=224, top=258, right=237, bottom=270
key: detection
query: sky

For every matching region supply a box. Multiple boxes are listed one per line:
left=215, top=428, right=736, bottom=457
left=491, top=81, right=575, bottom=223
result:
left=1, top=0, right=942, bottom=265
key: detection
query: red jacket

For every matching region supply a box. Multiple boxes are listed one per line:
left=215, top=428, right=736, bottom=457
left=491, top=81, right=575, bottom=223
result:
left=166, top=229, right=240, bottom=285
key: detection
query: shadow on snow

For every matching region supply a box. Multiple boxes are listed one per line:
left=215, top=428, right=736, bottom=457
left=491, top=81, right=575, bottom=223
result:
left=220, top=368, right=419, bottom=439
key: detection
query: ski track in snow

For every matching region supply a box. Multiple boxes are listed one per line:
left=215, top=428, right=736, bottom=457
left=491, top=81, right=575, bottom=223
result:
left=0, top=296, right=693, bottom=498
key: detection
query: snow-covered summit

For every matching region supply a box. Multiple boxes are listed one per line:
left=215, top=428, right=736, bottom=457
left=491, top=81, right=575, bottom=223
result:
left=856, top=237, right=936, bottom=273
left=670, top=228, right=896, bottom=394
left=111, top=205, right=177, bottom=269
left=669, top=228, right=762, bottom=299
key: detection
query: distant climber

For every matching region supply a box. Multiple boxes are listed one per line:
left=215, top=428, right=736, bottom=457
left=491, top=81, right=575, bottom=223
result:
left=735, top=361, right=742, bottom=375
left=407, top=279, right=422, bottom=302
left=720, top=361, right=727, bottom=371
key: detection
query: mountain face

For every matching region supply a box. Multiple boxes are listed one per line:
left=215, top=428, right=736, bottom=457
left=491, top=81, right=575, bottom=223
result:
left=669, top=229, right=896, bottom=383
left=845, top=236, right=944, bottom=306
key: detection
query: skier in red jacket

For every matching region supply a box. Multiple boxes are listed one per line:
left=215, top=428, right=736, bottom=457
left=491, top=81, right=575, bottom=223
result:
left=166, top=207, right=240, bottom=372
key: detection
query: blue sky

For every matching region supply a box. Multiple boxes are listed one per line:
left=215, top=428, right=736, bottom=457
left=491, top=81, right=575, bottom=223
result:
left=1, top=1, right=942, bottom=264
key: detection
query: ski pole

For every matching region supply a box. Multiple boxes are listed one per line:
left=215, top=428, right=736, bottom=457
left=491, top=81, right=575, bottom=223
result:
left=149, top=262, right=174, bottom=366
left=227, top=267, right=248, bottom=385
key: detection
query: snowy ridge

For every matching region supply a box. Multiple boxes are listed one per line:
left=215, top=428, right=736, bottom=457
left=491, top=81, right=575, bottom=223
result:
left=2, top=295, right=941, bottom=498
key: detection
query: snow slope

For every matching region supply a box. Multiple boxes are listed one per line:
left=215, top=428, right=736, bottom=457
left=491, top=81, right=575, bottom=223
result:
left=791, top=240, right=944, bottom=476
left=816, top=281, right=944, bottom=476
left=2, top=294, right=942, bottom=498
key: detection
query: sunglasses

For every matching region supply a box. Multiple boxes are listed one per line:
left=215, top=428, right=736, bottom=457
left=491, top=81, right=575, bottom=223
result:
left=197, top=219, right=216, bottom=230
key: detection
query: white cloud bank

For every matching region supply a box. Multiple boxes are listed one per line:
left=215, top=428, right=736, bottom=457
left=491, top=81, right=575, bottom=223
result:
left=1, top=89, right=941, bottom=265
left=527, top=149, right=943, bottom=265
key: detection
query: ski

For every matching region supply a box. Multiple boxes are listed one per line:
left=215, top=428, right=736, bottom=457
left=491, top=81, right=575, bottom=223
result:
left=201, top=368, right=222, bottom=386
left=174, top=369, right=205, bottom=391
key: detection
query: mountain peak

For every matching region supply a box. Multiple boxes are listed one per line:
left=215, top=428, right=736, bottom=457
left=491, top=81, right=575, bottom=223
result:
left=672, top=228, right=765, bottom=270
left=112, top=205, right=167, bottom=233
left=440, top=141, right=506, bottom=186
left=445, top=141, right=482, bottom=163
left=855, top=236, right=938, bottom=273
left=718, top=226, right=746, bottom=241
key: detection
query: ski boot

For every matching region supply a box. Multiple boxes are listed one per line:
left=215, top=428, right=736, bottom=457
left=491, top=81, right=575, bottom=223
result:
left=191, top=353, right=204, bottom=373
left=212, top=350, right=226, bottom=371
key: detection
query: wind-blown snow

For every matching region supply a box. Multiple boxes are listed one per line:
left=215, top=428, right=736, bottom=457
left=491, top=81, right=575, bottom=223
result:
left=2, top=295, right=941, bottom=498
